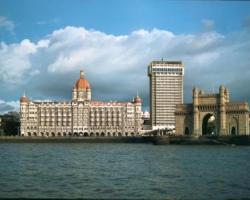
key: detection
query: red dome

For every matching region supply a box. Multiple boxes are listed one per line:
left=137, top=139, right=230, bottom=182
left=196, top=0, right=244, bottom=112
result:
left=75, top=70, right=91, bottom=90
left=134, top=96, right=142, bottom=104
left=20, top=96, right=29, bottom=103
left=75, top=78, right=90, bottom=90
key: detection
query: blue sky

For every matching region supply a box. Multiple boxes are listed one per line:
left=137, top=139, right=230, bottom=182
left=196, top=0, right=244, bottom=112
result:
left=1, top=0, right=250, bottom=41
left=0, top=0, right=250, bottom=112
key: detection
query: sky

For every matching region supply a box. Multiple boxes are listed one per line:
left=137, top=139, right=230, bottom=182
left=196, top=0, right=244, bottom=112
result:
left=0, top=0, right=250, bottom=113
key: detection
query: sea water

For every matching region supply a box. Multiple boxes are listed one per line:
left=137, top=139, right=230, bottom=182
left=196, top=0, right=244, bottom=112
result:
left=0, top=143, right=250, bottom=199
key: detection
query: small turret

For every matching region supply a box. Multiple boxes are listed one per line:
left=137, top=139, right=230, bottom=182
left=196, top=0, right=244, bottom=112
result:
left=225, top=88, right=230, bottom=102
left=20, top=92, right=29, bottom=103
left=193, top=87, right=199, bottom=107
left=193, top=87, right=199, bottom=97
left=134, top=92, right=142, bottom=104
left=219, top=85, right=226, bottom=105
left=219, top=85, right=225, bottom=94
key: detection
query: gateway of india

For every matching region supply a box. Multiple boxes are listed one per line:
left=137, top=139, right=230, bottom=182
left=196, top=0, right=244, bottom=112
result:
left=20, top=70, right=142, bottom=137
left=175, top=85, right=250, bottom=136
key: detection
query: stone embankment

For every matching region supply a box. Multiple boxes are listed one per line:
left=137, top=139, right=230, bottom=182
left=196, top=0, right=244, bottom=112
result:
left=0, top=135, right=250, bottom=145
left=152, top=135, right=250, bottom=145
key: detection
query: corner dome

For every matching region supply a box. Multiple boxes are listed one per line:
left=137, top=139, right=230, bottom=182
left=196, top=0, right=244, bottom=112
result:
left=134, top=95, right=142, bottom=104
left=20, top=95, right=29, bottom=103
left=75, top=70, right=91, bottom=90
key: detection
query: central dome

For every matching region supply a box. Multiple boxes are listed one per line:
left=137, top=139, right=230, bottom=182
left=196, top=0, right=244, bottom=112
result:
left=75, top=70, right=91, bottom=90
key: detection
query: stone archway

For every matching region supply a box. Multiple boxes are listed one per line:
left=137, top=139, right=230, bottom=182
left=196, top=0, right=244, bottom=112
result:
left=101, top=132, right=105, bottom=136
left=202, top=113, right=217, bottom=136
left=229, top=117, right=238, bottom=136
left=84, top=132, right=88, bottom=137
left=73, top=132, right=78, bottom=136
left=184, top=127, right=190, bottom=135
left=231, top=127, right=236, bottom=136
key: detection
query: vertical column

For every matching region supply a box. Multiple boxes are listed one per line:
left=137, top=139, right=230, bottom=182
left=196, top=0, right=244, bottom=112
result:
left=244, top=102, right=249, bottom=135
left=193, top=87, right=200, bottom=136
left=219, top=85, right=227, bottom=135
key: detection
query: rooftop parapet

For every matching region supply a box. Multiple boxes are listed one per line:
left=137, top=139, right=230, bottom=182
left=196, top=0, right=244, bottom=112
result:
left=149, top=60, right=183, bottom=66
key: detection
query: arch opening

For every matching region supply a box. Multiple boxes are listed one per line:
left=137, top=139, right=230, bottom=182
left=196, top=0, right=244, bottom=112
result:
left=84, top=132, right=88, bottom=137
left=231, top=127, right=236, bottom=136
left=184, top=127, right=190, bottom=135
left=202, top=114, right=217, bottom=136
left=229, top=117, right=238, bottom=136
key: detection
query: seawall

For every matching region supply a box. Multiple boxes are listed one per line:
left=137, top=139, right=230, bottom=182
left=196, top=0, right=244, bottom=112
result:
left=0, top=135, right=250, bottom=145
left=0, top=136, right=153, bottom=143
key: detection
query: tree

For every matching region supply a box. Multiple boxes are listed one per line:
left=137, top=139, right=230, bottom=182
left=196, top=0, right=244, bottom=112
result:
left=0, top=112, right=20, bottom=136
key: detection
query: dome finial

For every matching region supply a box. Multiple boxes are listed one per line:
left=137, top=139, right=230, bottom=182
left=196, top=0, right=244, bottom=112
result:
left=80, top=70, right=85, bottom=79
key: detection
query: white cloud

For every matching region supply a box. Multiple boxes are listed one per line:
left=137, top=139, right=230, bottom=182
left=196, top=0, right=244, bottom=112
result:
left=0, top=39, right=37, bottom=83
left=0, top=16, right=15, bottom=33
left=0, top=25, right=249, bottom=109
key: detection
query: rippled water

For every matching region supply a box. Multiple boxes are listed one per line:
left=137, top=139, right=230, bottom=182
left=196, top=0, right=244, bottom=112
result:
left=0, top=143, right=250, bottom=199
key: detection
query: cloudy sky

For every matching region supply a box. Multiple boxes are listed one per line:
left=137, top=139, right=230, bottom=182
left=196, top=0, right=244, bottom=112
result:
left=0, top=0, right=250, bottom=113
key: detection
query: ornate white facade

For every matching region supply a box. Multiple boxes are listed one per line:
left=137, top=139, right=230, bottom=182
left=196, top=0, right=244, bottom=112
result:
left=20, top=71, right=142, bottom=137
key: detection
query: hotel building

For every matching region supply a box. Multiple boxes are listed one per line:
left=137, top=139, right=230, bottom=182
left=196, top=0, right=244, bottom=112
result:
left=20, top=70, right=142, bottom=137
left=148, top=60, right=184, bottom=130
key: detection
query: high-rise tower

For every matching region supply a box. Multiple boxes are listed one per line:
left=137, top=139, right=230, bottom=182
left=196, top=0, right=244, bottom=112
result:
left=148, top=60, right=184, bottom=130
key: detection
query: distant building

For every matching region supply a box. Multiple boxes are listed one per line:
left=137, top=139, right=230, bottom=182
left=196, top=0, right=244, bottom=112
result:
left=20, top=70, right=142, bottom=137
left=148, top=60, right=184, bottom=130
left=141, top=111, right=151, bottom=131
left=175, top=85, right=250, bottom=136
